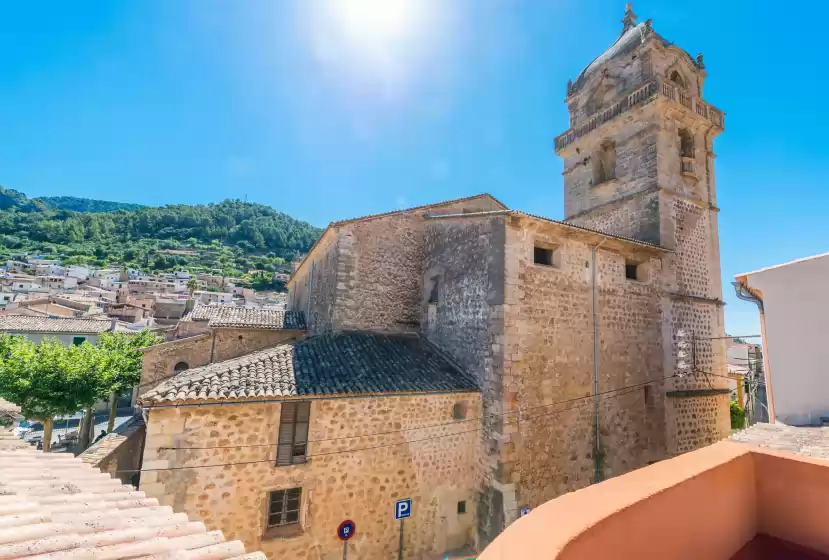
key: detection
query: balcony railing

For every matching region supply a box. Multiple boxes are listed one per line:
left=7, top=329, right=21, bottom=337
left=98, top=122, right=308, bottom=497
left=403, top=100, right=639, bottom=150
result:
left=555, top=79, right=724, bottom=152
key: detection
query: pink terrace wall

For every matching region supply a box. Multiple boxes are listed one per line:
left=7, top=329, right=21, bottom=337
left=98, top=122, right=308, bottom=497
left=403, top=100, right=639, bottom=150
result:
left=480, top=442, right=829, bottom=560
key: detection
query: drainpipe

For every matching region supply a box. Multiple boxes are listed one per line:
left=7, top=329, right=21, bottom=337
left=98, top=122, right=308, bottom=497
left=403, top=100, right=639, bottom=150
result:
left=592, top=239, right=607, bottom=483
left=732, top=281, right=775, bottom=422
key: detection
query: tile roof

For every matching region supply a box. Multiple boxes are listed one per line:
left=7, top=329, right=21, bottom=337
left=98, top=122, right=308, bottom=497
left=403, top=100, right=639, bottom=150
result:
left=0, top=427, right=266, bottom=560
left=730, top=423, right=829, bottom=461
left=0, top=315, right=115, bottom=334
left=0, top=398, right=20, bottom=417
left=180, top=304, right=305, bottom=330
left=79, top=415, right=145, bottom=469
left=141, top=331, right=479, bottom=404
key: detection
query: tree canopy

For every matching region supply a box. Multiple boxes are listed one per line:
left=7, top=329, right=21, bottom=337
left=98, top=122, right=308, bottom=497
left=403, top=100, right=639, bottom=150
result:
left=0, top=187, right=321, bottom=275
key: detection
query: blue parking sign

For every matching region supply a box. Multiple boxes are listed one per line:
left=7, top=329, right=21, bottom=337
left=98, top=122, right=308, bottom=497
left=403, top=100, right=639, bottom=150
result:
left=394, top=498, right=412, bottom=520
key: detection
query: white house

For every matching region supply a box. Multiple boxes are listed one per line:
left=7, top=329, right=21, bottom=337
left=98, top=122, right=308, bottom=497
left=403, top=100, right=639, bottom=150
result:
left=735, top=251, right=829, bottom=426
left=0, top=315, right=123, bottom=345
left=67, top=266, right=90, bottom=281
left=193, top=290, right=233, bottom=304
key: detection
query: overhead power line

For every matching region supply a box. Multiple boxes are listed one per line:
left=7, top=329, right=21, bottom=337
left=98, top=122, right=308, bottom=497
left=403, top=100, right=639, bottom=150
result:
left=152, top=374, right=677, bottom=452
left=118, top=376, right=674, bottom=474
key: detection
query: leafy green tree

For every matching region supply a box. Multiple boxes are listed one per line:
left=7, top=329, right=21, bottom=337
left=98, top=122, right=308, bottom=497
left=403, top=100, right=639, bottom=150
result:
left=96, top=330, right=164, bottom=432
left=0, top=336, right=106, bottom=451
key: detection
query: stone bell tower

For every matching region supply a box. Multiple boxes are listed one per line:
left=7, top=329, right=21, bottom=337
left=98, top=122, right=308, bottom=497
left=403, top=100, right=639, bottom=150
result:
left=555, top=4, right=731, bottom=455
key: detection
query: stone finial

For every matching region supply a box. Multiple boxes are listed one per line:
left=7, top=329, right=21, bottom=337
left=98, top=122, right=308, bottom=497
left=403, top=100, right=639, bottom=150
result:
left=622, top=2, right=638, bottom=32
left=696, top=53, right=705, bottom=69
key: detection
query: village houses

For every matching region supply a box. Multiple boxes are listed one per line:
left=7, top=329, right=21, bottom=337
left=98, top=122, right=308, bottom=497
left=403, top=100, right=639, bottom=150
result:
left=132, top=5, right=731, bottom=559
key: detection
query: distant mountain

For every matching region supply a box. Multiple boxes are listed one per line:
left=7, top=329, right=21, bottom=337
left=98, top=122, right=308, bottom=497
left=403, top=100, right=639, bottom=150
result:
left=37, top=196, right=146, bottom=213
left=0, top=186, right=321, bottom=277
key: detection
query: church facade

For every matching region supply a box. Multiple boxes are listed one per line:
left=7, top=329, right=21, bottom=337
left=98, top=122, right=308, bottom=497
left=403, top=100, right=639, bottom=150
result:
left=290, top=4, right=730, bottom=545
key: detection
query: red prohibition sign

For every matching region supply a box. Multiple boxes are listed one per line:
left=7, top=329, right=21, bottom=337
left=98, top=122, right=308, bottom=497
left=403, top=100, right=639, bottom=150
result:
left=338, top=519, right=356, bottom=541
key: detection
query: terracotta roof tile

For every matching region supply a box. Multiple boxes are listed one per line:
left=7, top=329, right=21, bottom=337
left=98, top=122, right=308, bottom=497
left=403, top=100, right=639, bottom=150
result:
left=0, top=428, right=266, bottom=560
left=141, top=331, right=479, bottom=404
left=0, top=315, right=115, bottom=334
left=180, top=304, right=305, bottom=330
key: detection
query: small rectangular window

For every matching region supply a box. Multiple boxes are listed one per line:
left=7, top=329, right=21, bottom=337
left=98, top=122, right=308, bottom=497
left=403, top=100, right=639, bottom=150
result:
left=452, top=402, right=468, bottom=420
left=276, top=402, right=310, bottom=466
left=625, top=262, right=640, bottom=281
left=72, top=337, right=85, bottom=346
left=268, top=488, right=302, bottom=527
left=428, top=276, right=440, bottom=303
left=534, top=246, right=555, bottom=267
left=644, top=386, right=655, bottom=409
left=457, top=501, right=467, bottom=514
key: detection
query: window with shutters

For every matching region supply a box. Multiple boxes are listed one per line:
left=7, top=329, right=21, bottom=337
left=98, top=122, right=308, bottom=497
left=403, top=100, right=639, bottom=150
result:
left=276, top=402, right=310, bottom=466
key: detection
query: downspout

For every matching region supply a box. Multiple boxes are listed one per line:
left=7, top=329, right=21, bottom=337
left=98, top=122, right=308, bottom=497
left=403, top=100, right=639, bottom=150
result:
left=592, top=239, right=607, bottom=483
left=731, top=281, right=775, bottom=422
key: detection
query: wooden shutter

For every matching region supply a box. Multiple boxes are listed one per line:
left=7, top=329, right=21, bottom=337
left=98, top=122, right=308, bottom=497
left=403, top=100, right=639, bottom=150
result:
left=276, top=403, right=296, bottom=466
left=292, top=402, right=310, bottom=464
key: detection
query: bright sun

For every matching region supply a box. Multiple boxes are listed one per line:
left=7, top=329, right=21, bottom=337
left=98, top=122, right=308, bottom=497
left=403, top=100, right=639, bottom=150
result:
left=323, top=0, right=428, bottom=51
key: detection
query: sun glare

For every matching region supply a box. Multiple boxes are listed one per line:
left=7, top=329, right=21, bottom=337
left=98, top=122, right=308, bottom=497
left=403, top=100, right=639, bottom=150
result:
left=327, top=0, right=424, bottom=47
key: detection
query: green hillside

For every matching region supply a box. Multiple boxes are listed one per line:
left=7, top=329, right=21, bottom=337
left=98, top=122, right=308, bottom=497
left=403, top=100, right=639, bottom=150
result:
left=37, top=196, right=146, bottom=213
left=0, top=187, right=321, bottom=278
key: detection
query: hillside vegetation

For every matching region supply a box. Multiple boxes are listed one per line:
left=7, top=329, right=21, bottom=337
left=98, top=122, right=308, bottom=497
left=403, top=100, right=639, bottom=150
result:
left=37, top=196, right=146, bottom=213
left=0, top=187, right=321, bottom=276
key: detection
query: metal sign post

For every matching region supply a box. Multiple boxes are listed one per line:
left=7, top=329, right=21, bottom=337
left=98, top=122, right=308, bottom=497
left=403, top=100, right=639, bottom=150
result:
left=394, top=499, right=412, bottom=560
left=337, top=520, right=355, bottom=560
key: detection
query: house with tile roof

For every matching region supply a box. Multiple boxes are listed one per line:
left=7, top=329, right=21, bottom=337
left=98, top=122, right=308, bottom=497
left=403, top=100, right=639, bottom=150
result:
left=137, top=331, right=481, bottom=559
left=0, top=315, right=127, bottom=345
left=137, top=304, right=307, bottom=399
left=0, top=425, right=266, bottom=560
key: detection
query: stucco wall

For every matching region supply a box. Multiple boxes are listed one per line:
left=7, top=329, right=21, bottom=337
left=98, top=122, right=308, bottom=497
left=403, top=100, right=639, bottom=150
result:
left=745, top=255, right=829, bottom=425
left=13, top=332, right=100, bottom=345
left=140, top=393, right=481, bottom=559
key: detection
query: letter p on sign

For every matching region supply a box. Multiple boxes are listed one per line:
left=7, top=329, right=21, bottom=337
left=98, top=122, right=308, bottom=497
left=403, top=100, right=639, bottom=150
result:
left=395, top=498, right=412, bottom=520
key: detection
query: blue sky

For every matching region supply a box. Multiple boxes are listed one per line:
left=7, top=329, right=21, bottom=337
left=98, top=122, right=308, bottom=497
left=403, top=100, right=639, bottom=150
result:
left=1, top=0, right=827, bottom=336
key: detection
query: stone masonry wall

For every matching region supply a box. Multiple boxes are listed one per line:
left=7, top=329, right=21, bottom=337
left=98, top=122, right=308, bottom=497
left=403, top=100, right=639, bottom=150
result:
left=212, top=328, right=302, bottom=363
left=422, top=216, right=506, bottom=545
left=501, top=217, right=666, bottom=518
left=140, top=393, right=481, bottom=559
left=288, top=231, right=339, bottom=335
left=139, top=334, right=213, bottom=396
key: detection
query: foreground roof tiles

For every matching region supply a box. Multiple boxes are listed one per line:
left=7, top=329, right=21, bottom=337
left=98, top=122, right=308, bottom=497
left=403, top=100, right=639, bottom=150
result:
left=141, top=331, right=479, bottom=404
left=0, top=428, right=265, bottom=560
left=0, top=315, right=115, bottom=334
left=180, top=304, right=305, bottom=330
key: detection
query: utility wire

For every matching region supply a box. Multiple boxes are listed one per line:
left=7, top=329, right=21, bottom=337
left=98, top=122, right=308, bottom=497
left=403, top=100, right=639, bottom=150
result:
left=154, top=374, right=677, bottom=452
left=117, top=378, right=670, bottom=474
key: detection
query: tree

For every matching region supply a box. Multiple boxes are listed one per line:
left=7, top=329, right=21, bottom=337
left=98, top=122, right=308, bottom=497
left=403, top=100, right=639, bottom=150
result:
left=187, top=277, right=199, bottom=296
left=96, top=330, right=164, bottom=433
left=0, top=336, right=106, bottom=452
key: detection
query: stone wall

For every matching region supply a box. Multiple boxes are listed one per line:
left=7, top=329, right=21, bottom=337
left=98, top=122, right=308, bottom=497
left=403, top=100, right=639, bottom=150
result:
left=140, top=393, right=481, bottom=559
left=501, top=216, right=666, bottom=518
left=139, top=334, right=213, bottom=396
left=288, top=196, right=505, bottom=335
left=80, top=415, right=146, bottom=486
left=212, top=328, right=302, bottom=363
left=421, top=215, right=506, bottom=544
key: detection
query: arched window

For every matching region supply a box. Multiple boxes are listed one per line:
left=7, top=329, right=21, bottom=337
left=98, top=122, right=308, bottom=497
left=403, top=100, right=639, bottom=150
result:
left=173, top=361, right=189, bottom=374
left=593, top=140, right=617, bottom=184
left=678, top=129, right=694, bottom=158
left=670, top=70, right=685, bottom=88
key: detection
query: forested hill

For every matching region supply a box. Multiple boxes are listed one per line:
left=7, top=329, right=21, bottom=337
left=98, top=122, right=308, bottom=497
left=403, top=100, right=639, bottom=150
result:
left=0, top=187, right=322, bottom=275
left=37, top=196, right=146, bottom=213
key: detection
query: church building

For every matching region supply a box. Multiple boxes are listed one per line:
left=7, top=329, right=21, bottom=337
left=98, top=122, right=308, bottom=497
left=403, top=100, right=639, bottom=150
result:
left=138, top=5, right=730, bottom=558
